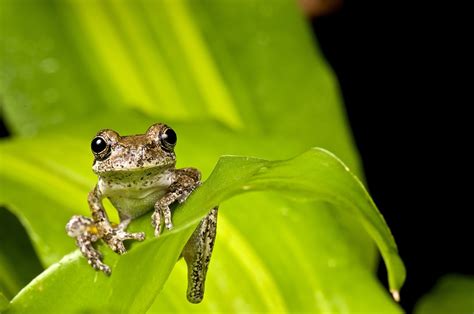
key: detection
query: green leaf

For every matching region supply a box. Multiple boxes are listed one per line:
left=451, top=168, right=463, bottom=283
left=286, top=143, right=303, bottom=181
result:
left=1, top=0, right=359, bottom=175
left=4, top=148, right=404, bottom=313
left=414, top=274, right=474, bottom=314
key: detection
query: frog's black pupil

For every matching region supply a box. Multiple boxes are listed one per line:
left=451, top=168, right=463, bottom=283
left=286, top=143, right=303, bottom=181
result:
left=91, top=137, right=107, bottom=153
left=163, top=128, right=177, bottom=145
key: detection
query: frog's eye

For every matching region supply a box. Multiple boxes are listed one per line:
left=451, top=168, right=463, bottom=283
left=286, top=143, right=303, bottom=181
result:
left=160, top=127, right=177, bottom=150
left=91, top=136, right=110, bottom=158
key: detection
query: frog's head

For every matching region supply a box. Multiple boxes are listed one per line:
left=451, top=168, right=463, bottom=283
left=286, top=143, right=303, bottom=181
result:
left=91, top=123, right=177, bottom=175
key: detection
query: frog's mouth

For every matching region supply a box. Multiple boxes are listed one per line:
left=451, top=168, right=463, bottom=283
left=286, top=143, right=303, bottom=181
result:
left=97, top=168, right=175, bottom=196
left=92, top=158, right=176, bottom=175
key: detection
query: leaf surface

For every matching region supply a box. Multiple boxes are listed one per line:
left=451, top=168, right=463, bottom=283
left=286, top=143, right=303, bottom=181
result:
left=4, top=148, right=404, bottom=313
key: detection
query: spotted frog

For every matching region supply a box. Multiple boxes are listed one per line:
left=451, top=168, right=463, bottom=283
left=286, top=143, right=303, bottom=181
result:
left=66, top=123, right=218, bottom=303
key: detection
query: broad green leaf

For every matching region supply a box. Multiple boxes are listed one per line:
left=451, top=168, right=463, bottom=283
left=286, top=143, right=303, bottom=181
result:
left=0, top=0, right=359, bottom=176
left=5, top=148, right=404, bottom=313
left=0, top=208, right=43, bottom=299
left=414, top=274, right=474, bottom=314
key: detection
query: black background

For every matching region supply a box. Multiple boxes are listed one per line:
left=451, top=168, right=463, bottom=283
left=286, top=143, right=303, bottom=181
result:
left=1, top=1, right=471, bottom=312
left=312, top=1, right=472, bottom=312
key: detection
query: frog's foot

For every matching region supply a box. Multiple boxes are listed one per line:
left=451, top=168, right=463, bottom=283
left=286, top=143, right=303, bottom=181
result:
left=66, top=215, right=111, bottom=275
left=152, top=204, right=174, bottom=237
left=152, top=169, right=201, bottom=237
left=103, top=227, right=146, bottom=255
left=77, top=235, right=111, bottom=275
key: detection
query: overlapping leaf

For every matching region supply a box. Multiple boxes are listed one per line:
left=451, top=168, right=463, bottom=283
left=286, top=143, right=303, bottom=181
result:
left=2, top=146, right=404, bottom=312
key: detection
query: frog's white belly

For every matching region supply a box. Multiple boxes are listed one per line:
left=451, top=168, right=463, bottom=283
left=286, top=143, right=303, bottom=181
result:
left=98, top=170, right=174, bottom=219
left=109, top=188, right=167, bottom=219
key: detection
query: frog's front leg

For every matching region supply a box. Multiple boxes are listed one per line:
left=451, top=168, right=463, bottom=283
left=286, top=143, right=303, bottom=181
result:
left=182, top=206, right=218, bottom=303
left=66, top=215, right=111, bottom=275
left=152, top=168, right=201, bottom=237
left=89, top=185, right=145, bottom=254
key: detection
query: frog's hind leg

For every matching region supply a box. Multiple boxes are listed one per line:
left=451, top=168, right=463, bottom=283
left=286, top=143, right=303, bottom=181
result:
left=182, top=206, right=218, bottom=304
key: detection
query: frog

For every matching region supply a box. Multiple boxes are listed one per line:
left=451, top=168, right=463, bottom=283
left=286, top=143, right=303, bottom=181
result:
left=65, top=123, right=218, bottom=304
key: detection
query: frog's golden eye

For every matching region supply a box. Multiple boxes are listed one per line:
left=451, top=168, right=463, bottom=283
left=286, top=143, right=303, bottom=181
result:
left=160, top=127, right=177, bottom=150
left=91, top=136, right=110, bottom=159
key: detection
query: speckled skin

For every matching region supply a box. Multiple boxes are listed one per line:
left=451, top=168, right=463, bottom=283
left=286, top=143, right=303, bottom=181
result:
left=66, top=123, right=218, bottom=303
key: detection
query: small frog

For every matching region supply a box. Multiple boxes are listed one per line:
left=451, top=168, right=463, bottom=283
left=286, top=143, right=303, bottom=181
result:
left=66, top=123, right=218, bottom=303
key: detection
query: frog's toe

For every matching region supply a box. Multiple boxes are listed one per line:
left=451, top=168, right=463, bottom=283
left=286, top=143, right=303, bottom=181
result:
left=132, top=232, right=146, bottom=241
left=163, top=207, right=174, bottom=231
left=107, top=238, right=127, bottom=254
left=107, top=229, right=146, bottom=254
left=87, top=248, right=103, bottom=260
left=153, top=225, right=162, bottom=238
left=100, top=264, right=112, bottom=276
left=90, top=260, right=111, bottom=275
left=122, top=231, right=146, bottom=241
left=116, top=228, right=145, bottom=241
left=114, top=244, right=127, bottom=255
left=151, top=211, right=163, bottom=237
left=165, top=221, right=174, bottom=230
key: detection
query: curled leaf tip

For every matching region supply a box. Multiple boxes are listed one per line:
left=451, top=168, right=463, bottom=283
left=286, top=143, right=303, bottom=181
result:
left=390, top=289, right=400, bottom=302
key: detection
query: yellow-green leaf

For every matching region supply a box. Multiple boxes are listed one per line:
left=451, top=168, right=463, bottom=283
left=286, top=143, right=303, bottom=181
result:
left=5, top=148, right=404, bottom=313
